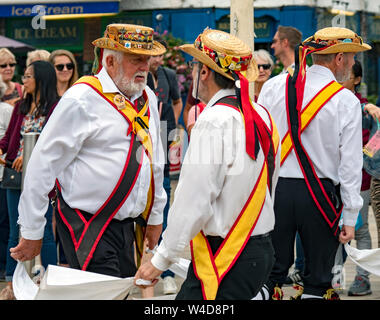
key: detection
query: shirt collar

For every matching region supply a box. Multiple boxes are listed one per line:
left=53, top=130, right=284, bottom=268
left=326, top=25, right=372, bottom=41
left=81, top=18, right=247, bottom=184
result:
left=280, top=63, right=295, bottom=74
left=307, top=64, right=337, bottom=81
left=206, top=88, right=236, bottom=109
left=96, top=67, right=144, bottom=103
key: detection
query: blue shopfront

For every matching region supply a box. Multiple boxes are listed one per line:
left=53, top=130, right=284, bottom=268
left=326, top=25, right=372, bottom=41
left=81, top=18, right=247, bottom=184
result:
left=149, top=6, right=316, bottom=52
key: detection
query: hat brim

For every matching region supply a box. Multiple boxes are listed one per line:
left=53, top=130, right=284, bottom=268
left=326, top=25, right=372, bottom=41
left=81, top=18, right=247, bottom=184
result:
left=180, top=44, right=258, bottom=82
left=310, top=42, right=372, bottom=55
left=92, top=38, right=166, bottom=56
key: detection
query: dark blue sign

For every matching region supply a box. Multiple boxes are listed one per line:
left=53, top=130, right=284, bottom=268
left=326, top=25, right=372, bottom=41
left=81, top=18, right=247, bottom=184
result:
left=0, top=1, right=119, bottom=18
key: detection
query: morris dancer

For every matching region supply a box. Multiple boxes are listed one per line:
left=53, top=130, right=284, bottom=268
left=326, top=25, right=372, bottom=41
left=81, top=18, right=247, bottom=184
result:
left=257, top=27, right=371, bottom=300
left=10, top=24, right=167, bottom=278
left=135, top=28, right=281, bottom=300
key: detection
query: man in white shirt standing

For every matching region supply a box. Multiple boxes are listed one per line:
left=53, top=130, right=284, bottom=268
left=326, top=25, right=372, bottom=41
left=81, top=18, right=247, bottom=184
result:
left=9, top=24, right=168, bottom=278
left=257, top=27, right=371, bottom=300
left=271, top=26, right=302, bottom=74
left=135, top=28, right=281, bottom=300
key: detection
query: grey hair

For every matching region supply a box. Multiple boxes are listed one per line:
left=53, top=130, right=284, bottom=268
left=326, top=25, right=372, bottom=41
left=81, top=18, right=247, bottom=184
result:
left=253, top=49, right=275, bottom=70
left=102, top=49, right=124, bottom=68
left=311, top=53, right=337, bottom=65
left=0, top=75, right=6, bottom=99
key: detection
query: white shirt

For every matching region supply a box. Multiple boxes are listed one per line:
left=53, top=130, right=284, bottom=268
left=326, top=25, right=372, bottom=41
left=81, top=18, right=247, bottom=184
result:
left=18, top=68, right=167, bottom=240
left=152, top=88, right=281, bottom=271
left=0, top=102, right=13, bottom=180
left=258, top=64, right=363, bottom=226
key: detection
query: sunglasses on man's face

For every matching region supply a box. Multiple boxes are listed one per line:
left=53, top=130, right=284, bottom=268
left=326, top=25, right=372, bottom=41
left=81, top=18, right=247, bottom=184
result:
left=258, top=64, right=271, bottom=70
left=0, top=63, right=16, bottom=69
left=55, top=63, right=74, bottom=71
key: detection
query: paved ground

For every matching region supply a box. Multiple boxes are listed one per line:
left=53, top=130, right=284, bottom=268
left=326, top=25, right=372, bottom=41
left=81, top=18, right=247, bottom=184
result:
left=2, top=178, right=380, bottom=300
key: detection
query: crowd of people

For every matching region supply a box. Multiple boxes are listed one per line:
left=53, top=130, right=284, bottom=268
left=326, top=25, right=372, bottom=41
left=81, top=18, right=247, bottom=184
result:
left=0, top=21, right=379, bottom=301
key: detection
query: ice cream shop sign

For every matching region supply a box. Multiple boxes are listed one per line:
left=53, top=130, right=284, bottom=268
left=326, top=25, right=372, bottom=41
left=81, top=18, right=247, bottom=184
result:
left=1, top=2, right=119, bottom=18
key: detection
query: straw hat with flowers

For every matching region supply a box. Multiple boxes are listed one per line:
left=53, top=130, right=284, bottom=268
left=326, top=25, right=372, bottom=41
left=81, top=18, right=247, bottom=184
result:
left=302, top=27, right=371, bottom=55
left=179, top=29, right=270, bottom=162
left=91, top=24, right=166, bottom=74
left=179, top=28, right=258, bottom=82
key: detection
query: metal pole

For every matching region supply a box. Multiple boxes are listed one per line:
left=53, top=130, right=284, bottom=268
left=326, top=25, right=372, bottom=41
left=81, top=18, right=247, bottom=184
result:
left=21, top=132, right=39, bottom=191
left=21, top=132, right=40, bottom=277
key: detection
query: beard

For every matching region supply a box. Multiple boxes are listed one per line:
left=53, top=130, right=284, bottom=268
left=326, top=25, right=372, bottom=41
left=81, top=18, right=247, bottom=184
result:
left=335, top=67, right=351, bottom=83
left=114, top=69, right=147, bottom=97
left=335, top=56, right=352, bottom=83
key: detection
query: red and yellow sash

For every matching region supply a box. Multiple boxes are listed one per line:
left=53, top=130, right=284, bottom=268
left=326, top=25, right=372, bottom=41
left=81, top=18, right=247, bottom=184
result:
left=74, top=76, right=155, bottom=267
left=190, top=102, right=279, bottom=300
left=280, top=81, right=343, bottom=165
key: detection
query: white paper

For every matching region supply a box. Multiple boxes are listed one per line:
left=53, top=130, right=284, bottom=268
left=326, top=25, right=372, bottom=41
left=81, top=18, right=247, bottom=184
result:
left=13, top=262, right=136, bottom=300
left=345, top=243, right=380, bottom=277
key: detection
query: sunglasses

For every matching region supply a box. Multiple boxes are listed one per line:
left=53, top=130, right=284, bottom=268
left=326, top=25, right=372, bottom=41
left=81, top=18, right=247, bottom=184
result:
left=55, top=63, right=74, bottom=71
left=258, top=64, right=271, bottom=70
left=0, top=63, right=16, bottom=69
left=21, top=75, right=33, bottom=81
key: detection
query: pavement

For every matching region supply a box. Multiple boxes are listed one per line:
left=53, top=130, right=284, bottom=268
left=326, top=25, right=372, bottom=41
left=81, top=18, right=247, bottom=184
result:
left=2, top=178, right=380, bottom=300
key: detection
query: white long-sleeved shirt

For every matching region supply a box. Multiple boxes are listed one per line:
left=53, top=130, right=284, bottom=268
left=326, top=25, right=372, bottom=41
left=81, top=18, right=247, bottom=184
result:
left=258, top=64, right=363, bottom=227
left=152, top=88, right=281, bottom=271
left=18, top=67, right=167, bottom=240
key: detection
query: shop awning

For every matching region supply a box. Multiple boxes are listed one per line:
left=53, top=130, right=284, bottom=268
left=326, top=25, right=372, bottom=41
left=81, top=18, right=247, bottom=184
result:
left=0, top=35, right=35, bottom=52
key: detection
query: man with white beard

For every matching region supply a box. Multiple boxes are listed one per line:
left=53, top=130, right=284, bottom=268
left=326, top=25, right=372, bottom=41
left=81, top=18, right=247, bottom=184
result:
left=9, top=24, right=168, bottom=278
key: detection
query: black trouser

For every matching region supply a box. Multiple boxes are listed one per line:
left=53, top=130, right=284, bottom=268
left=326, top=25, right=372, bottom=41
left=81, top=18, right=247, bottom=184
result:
left=176, top=233, right=275, bottom=300
left=267, top=178, right=340, bottom=297
left=55, top=210, right=137, bottom=278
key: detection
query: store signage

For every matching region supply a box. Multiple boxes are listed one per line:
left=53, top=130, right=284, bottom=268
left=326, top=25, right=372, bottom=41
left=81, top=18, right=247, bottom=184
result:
left=0, top=1, right=119, bottom=18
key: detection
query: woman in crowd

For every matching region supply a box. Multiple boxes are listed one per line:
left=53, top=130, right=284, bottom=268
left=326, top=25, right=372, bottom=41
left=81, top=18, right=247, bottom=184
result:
left=49, top=49, right=78, bottom=97
left=0, top=75, right=13, bottom=283
left=0, top=48, right=23, bottom=106
left=253, top=49, right=274, bottom=101
left=0, top=61, right=59, bottom=300
left=26, top=49, right=50, bottom=66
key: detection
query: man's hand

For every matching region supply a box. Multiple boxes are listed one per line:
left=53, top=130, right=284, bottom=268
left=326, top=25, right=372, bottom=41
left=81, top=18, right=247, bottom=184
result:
left=145, top=224, right=162, bottom=250
left=134, top=260, right=162, bottom=288
left=339, top=225, right=355, bottom=244
left=10, top=237, right=42, bottom=261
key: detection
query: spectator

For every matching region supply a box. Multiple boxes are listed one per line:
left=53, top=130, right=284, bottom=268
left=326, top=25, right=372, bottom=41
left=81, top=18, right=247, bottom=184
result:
left=186, top=101, right=205, bottom=137
left=0, top=48, right=23, bottom=106
left=147, top=36, right=181, bottom=295
left=253, top=49, right=274, bottom=101
left=0, top=75, right=13, bottom=282
left=26, top=49, right=50, bottom=66
left=341, top=60, right=373, bottom=296
left=0, top=61, right=59, bottom=300
left=271, top=26, right=302, bottom=74
left=49, top=49, right=79, bottom=97
left=183, top=81, right=199, bottom=130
